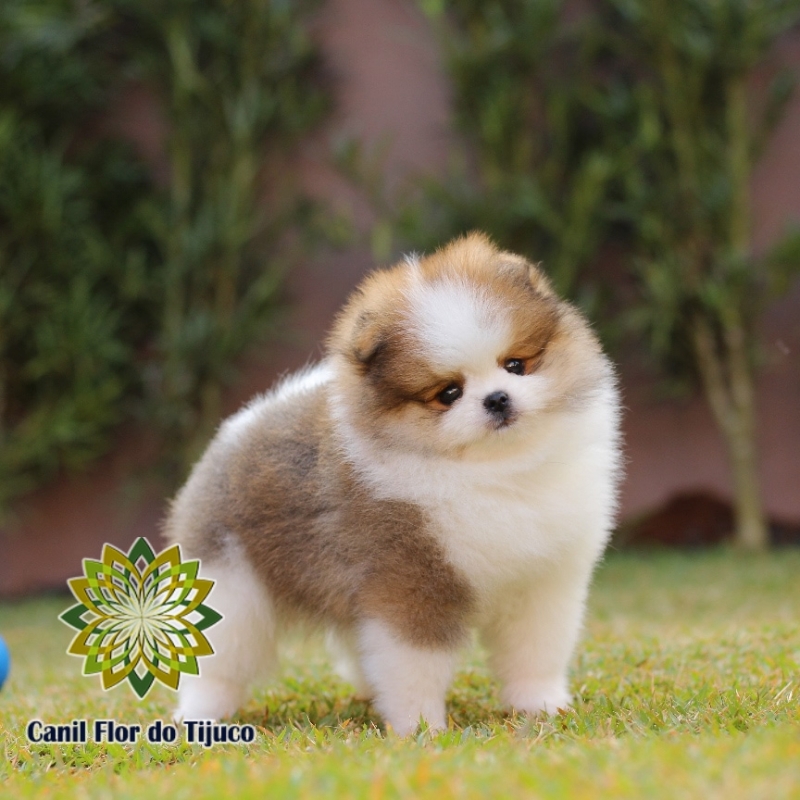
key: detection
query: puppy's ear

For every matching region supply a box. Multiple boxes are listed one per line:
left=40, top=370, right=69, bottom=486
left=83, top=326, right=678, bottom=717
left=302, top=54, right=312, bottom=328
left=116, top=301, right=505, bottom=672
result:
left=329, top=267, right=404, bottom=370
left=501, top=254, right=555, bottom=297
left=350, top=310, right=387, bottom=367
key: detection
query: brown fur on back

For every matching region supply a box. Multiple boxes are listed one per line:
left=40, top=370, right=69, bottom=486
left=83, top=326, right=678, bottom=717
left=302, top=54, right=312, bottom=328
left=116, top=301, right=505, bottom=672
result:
left=163, top=386, right=474, bottom=649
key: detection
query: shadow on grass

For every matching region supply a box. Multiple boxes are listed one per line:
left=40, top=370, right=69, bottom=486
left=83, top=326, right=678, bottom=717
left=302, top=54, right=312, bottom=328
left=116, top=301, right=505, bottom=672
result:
left=233, top=672, right=509, bottom=734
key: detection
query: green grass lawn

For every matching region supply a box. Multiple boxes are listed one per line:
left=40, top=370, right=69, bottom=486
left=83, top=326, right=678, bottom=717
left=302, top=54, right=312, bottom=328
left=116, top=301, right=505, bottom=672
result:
left=2, top=549, right=799, bottom=798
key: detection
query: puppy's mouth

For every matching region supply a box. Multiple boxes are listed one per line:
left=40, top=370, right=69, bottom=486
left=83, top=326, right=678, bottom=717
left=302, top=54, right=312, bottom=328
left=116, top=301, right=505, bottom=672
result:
left=488, top=413, right=517, bottom=431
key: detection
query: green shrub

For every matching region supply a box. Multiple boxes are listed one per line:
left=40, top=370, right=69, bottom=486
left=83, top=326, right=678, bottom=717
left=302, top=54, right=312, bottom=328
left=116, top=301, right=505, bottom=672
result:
left=0, top=0, right=156, bottom=511
left=389, top=0, right=616, bottom=318
left=117, top=0, right=327, bottom=467
left=604, top=0, right=800, bottom=548
left=405, top=0, right=800, bottom=550
left=0, top=0, right=327, bottom=516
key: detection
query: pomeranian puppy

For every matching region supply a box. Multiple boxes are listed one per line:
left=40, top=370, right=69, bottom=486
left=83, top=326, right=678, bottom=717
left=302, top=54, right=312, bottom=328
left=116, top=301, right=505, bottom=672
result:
left=164, top=232, right=621, bottom=735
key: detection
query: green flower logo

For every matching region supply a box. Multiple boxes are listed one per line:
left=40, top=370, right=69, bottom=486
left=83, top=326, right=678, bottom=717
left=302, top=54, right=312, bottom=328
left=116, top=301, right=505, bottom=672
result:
left=60, top=538, right=222, bottom=699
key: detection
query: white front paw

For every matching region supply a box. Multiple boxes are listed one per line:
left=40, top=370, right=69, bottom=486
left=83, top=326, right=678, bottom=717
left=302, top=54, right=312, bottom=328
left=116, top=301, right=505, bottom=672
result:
left=174, top=677, right=244, bottom=723
left=383, top=707, right=447, bottom=737
left=501, top=680, right=572, bottom=716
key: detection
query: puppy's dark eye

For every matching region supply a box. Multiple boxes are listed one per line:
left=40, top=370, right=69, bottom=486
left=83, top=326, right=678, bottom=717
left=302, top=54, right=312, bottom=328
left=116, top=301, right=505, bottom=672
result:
left=504, top=358, right=525, bottom=375
left=437, top=384, right=463, bottom=406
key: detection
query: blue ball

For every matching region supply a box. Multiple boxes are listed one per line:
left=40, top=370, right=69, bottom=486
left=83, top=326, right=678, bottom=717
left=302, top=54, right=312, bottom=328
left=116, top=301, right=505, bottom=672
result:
left=0, top=634, right=9, bottom=690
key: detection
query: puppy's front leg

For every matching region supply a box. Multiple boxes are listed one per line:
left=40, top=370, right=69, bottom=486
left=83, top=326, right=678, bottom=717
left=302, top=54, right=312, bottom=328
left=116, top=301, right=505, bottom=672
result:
left=356, top=618, right=457, bottom=736
left=482, top=559, right=595, bottom=716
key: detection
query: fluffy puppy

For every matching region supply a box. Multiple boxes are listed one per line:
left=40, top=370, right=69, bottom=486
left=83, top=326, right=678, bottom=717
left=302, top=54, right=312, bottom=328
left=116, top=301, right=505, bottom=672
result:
left=164, top=232, right=621, bottom=735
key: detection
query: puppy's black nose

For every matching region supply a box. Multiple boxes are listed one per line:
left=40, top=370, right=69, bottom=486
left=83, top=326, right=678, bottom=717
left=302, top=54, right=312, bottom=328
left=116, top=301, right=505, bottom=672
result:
left=483, top=390, right=512, bottom=419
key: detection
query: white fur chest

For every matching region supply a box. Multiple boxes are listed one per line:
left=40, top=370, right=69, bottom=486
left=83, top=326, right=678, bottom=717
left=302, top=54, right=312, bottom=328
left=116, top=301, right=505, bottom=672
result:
left=426, top=446, right=615, bottom=601
left=337, top=396, right=621, bottom=605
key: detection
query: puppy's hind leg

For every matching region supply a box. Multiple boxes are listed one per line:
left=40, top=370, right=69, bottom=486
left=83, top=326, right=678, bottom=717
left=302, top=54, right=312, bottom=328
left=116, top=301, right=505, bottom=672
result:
left=175, top=545, right=276, bottom=722
left=356, top=618, right=457, bottom=736
left=326, top=628, right=372, bottom=701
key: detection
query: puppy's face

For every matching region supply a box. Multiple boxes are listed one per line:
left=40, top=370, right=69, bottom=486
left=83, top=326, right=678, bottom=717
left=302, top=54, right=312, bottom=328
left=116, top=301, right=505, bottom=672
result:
left=329, top=233, right=607, bottom=458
